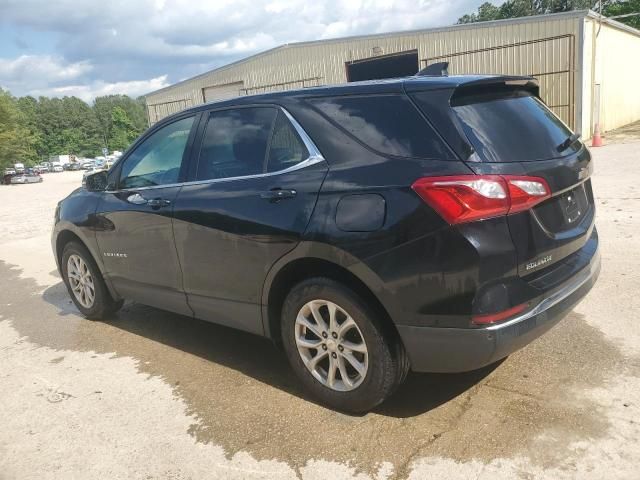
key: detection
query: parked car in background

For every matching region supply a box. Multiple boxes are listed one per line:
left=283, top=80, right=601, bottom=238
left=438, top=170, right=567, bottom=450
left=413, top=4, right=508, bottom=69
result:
left=53, top=74, right=600, bottom=412
left=82, top=161, right=96, bottom=170
left=68, top=162, right=82, bottom=171
left=4, top=168, right=17, bottom=175
left=39, top=164, right=50, bottom=173
left=52, top=165, right=64, bottom=172
left=11, top=173, right=43, bottom=184
left=14, top=163, right=25, bottom=174
left=2, top=173, right=15, bottom=185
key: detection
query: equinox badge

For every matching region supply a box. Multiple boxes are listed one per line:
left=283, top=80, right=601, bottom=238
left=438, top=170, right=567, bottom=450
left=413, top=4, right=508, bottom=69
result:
left=526, top=255, right=553, bottom=271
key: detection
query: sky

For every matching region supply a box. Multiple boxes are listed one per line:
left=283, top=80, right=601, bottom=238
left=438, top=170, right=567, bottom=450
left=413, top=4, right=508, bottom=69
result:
left=0, top=0, right=488, bottom=103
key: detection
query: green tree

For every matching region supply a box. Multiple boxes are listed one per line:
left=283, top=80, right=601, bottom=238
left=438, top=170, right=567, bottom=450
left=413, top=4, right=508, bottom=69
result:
left=1, top=91, right=147, bottom=166
left=457, top=0, right=639, bottom=27
left=458, top=2, right=504, bottom=23
left=109, top=106, right=138, bottom=151
left=93, top=95, right=147, bottom=152
left=15, top=96, right=44, bottom=162
left=0, top=89, right=36, bottom=170
left=603, top=0, right=640, bottom=28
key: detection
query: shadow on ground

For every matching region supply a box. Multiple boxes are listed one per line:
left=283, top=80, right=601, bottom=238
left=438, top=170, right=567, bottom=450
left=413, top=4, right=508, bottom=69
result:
left=0, top=260, right=623, bottom=476
left=39, top=279, right=496, bottom=419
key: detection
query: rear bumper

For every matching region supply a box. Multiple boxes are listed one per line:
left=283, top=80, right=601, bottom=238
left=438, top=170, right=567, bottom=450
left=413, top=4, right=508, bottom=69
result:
left=397, top=247, right=600, bottom=373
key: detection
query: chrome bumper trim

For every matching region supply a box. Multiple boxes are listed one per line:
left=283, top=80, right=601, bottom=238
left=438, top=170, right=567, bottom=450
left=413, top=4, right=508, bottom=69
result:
left=486, top=250, right=600, bottom=331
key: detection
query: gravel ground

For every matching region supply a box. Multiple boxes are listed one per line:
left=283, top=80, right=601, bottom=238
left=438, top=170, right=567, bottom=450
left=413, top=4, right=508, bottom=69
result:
left=0, top=140, right=639, bottom=480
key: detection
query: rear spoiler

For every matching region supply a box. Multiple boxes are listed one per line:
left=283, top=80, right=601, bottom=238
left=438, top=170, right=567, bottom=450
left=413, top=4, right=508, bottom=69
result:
left=450, top=76, right=540, bottom=104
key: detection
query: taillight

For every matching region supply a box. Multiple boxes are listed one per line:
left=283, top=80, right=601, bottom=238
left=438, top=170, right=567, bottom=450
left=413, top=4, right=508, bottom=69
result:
left=411, top=175, right=550, bottom=225
left=472, top=303, right=527, bottom=325
left=505, top=176, right=551, bottom=214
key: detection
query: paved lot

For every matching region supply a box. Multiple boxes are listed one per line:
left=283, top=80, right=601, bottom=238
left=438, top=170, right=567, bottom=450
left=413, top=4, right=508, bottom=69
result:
left=0, top=141, right=639, bottom=479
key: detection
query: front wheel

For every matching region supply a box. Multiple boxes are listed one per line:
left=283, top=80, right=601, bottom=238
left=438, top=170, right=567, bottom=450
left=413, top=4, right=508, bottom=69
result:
left=281, top=278, right=407, bottom=412
left=61, top=241, right=123, bottom=320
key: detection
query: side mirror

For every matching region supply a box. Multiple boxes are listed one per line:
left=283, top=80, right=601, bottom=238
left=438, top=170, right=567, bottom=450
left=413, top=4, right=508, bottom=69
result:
left=85, top=170, right=108, bottom=192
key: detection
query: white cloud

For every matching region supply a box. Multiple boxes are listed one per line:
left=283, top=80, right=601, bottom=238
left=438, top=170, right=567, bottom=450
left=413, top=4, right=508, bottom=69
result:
left=30, top=75, right=170, bottom=102
left=0, top=55, right=92, bottom=85
left=0, top=0, right=485, bottom=99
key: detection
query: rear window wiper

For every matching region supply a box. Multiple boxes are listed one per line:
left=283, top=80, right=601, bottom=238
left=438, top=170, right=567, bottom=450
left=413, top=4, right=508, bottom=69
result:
left=557, top=133, right=581, bottom=153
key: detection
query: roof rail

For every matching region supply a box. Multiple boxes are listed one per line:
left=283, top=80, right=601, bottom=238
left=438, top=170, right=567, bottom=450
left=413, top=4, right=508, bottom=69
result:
left=416, top=62, right=449, bottom=77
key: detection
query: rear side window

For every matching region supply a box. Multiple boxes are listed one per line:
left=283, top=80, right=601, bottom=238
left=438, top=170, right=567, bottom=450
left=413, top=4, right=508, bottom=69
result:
left=196, top=107, right=276, bottom=181
left=448, top=90, right=578, bottom=162
left=308, top=94, right=452, bottom=159
left=267, top=112, right=309, bottom=172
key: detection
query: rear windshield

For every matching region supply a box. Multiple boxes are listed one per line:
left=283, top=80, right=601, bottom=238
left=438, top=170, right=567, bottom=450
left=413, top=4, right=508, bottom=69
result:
left=450, top=90, right=580, bottom=162
left=308, top=94, right=453, bottom=159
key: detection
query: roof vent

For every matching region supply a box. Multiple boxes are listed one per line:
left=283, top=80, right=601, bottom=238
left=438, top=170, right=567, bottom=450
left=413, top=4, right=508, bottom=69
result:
left=416, top=62, right=449, bottom=77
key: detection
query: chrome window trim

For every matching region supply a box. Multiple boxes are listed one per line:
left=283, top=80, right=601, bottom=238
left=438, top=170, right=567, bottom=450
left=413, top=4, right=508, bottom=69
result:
left=107, top=107, right=326, bottom=193
left=280, top=108, right=323, bottom=158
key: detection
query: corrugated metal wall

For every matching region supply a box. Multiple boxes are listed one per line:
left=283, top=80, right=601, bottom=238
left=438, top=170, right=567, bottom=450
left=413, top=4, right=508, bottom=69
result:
left=582, top=18, right=640, bottom=135
left=146, top=12, right=583, bottom=126
left=424, top=34, right=575, bottom=127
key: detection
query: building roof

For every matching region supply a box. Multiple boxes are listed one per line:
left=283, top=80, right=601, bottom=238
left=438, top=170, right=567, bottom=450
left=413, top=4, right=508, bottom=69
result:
left=146, top=10, right=640, bottom=98
left=151, top=74, right=537, bottom=125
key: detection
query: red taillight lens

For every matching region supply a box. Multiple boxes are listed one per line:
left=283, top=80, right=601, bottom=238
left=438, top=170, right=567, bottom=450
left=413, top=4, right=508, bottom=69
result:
left=505, top=176, right=551, bottom=214
left=411, top=175, right=551, bottom=225
left=472, top=303, right=527, bottom=325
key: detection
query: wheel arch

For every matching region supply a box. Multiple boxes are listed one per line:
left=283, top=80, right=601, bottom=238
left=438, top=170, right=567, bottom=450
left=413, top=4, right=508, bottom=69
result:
left=262, top=245, right=400, bottom=350
left=54, top=227, right=120, bottom=300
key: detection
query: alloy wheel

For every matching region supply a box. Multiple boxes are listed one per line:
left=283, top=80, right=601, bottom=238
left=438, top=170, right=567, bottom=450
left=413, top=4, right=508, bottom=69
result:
left=295, top=299, right=369, bottom=392
left=67, top=254, right=96, bottom=308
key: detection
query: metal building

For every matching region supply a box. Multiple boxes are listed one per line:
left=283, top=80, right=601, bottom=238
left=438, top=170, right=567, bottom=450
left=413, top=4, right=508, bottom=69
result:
left=145, top=10, right=640, bottom=137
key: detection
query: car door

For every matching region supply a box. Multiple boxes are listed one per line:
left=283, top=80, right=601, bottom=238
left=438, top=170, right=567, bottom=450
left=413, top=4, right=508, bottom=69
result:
left=172, top=106, right=328, bottom=334
left=94, top=113, right=198, bottom=316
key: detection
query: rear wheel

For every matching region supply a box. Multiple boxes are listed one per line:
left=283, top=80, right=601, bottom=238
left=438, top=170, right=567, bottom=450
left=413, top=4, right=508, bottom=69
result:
left=281, top=277, right=407, bottom=412
left=61, top=241, right=123, bottom=320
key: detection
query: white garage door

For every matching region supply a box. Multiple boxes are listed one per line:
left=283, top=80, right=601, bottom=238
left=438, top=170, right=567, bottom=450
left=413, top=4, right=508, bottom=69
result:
left=202, top=81, right=244, bottom=102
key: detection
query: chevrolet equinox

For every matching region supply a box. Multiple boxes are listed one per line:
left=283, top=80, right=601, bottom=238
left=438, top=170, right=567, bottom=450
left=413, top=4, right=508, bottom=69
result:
left=52, top=74, right=600, bottom=412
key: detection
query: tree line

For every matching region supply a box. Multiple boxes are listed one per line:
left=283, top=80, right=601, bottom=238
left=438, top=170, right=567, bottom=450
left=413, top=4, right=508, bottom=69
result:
left=458, top=0, right=640, bottom=28
left=0, top=89, right=148, bottom=171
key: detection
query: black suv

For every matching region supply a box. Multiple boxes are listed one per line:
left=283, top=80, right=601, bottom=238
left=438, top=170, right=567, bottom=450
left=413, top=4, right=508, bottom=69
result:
left=52, top=75, right=600, bottom=412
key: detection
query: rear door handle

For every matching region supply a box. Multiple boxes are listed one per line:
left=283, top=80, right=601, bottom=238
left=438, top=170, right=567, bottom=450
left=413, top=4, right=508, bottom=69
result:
left=147, top=198, right=171, bottom=208
left=260, top=189, right=297, bottom=202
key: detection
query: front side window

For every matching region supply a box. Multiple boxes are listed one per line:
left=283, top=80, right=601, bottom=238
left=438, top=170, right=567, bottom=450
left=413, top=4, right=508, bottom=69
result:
left=196, top=107, right=277, bottom=181
left=119, top=116, right=194, bottom=189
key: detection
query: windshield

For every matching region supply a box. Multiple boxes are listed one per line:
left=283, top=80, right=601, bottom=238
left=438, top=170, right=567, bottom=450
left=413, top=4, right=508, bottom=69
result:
left=451, top=91, right=580, bottom=162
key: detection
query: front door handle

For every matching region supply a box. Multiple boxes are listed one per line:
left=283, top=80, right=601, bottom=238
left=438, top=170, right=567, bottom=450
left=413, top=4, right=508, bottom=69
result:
left=126, top=193, right=171, bottom=208
left=260, top=189, right=297, bottom=202
left=127, top=193, right=147, bottom=205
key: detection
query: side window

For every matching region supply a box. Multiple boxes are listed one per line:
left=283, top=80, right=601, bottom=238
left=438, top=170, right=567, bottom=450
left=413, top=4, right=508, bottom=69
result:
left=266, top=112, right=310, bottom=172
left=308, top=94, right=452, bottom=159
left=119, top=116, right=194, bottom=189
left=196, top=107, right=277, bottom=181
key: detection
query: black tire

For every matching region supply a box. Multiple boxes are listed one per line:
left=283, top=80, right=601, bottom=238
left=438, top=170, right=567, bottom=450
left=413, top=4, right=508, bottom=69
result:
left=61, top=241, right=123, bottom=320
left=281, top=277, right=408, bottom=413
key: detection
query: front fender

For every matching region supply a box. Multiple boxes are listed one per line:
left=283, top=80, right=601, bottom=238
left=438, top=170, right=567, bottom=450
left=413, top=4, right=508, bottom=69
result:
left=51, top=190, right=120, bottom=301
